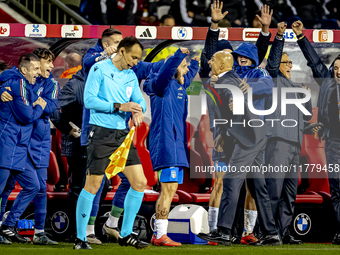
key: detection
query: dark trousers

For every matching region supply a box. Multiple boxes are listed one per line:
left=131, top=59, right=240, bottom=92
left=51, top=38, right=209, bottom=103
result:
left=325, top=136, right=340, bottom=231
left=218, top=136, right=277, bottom=235
left=66, top=156, right=87, bottom=236
left=265, top=139, right=300, bottom=237
left=232, top=182, right=246, bottom=238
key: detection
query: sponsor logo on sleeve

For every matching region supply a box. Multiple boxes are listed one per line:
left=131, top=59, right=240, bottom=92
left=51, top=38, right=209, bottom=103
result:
left=61, top=25, right=83, bottom=38
left=135, top=26, right=157, bottom=39
left=171, top=27, right=193, bottom=40
left=126, top=86, right=132, bottom=98
left=25, top=24, right=47, bottom=37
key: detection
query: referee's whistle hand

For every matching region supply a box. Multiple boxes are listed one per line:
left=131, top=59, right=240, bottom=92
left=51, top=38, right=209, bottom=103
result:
left=120, top=102, right=142, bottom=113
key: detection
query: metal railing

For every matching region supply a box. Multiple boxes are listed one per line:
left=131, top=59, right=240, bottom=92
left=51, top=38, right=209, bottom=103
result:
left=7, top=0, right=91, bottom=24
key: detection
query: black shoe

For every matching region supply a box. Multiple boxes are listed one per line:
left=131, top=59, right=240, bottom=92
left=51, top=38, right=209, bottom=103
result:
left=0, top=225, right=30, bottom=244
left=333, top=232, right=340, bottom=245
left=74, top=238, right=92, bottom=249
left=118, top=233, right=149, bottom=249
left=282, top=235, right=302, bottom=245
left=197, top=229, right=231, bottom=246
left=231, top=235, right=241, bottom=244
left=248, top=235, right=282, bottom=246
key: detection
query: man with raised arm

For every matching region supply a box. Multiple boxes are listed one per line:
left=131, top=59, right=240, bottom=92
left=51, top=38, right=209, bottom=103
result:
left=144, top=48, right=199, bottom=246
left=200, top=1, right=274, bottom=245
left=265, top=22, right=313, bottom=244
left=198, top=50, right=281, bottom=246
left=292, top=20, right=340, bottom=245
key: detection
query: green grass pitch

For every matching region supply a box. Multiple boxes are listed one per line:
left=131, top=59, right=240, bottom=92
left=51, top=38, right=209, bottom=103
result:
left=1, top=243, right=340, bottom=255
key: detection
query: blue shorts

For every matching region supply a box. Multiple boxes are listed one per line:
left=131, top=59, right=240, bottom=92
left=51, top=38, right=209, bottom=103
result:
left=159, top=167, right=183, bottom=184
left=214, top=160, right=228, bottom=172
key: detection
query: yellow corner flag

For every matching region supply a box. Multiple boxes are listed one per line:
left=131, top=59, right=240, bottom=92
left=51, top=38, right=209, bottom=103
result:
left=105, top=126, right=136, bottom=180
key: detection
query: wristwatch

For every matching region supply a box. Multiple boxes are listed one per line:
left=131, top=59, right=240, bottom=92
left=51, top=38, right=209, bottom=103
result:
left=114, top=103, right=121, bottom=113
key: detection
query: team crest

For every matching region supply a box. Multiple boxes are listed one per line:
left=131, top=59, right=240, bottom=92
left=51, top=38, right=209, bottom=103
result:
left=171, top=170, right=176, bottom=179
left=37, top=87, right=44, bottom=96
left=293, top=213, right=311, bottom=235
left=126, top=86, right=132, bottom=98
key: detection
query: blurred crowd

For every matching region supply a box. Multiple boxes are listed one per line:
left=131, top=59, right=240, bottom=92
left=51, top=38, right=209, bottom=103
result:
left=62, top=0, right=340, bottom=29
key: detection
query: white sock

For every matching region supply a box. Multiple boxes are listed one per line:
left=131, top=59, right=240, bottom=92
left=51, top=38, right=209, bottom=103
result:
left=106, top=214, right=119, bottom=228
left=155, top=219, right=168, bottom=239
left=0, top=221, right=2, bottom=227
left=86, top=225, right=95, bottom=236
left=248, top=210, right=258, bottom=233
left=244, top=209, right=250, bottom=236
left=35, top=229, right=44, bottom=234
left=208, top=206, right=219, bottom=232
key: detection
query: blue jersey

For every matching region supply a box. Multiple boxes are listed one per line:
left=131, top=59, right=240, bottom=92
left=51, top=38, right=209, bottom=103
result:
left=0, top=68, right=43, bottom=171
left=28, top=75, right=59, bottom=169
left=84, top=59, right=146, bottom=130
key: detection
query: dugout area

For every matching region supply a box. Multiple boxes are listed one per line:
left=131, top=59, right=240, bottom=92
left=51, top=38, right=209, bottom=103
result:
left=0, top=24, right=340, bottom=243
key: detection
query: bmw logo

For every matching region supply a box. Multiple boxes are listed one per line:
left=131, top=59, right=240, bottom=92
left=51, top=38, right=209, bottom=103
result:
left=177, top=27, right=187, bottom=39
left=294, top=213, right=311, bottom=235
left=51, top=211, right=69, bottom=234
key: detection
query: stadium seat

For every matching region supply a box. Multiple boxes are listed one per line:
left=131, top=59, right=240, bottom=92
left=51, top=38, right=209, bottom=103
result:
left=176, top=122, right=210, bottom=204
left=53, top=129, right=69, bottom=190
left=187, top=121, right=195, bottom=150
left=295, top=192, right=323, bottom=204
left=131, top=121, right=158, bottom=189
left=297, top=107, right=331, bottom=203
left=47, top=150, right=68, bottom=200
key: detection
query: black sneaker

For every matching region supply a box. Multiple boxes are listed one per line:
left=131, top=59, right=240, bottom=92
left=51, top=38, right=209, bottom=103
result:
left=197, top=229, right=231, bottom=246
left=0, top=225, right=30, bottom=244
left=74, top=238, right=92, bottom=250
left=231, top=235, right=241, bottom=244
left=118, top=233, right=149, bottom=249
left=248, top=235, right=282, bottom=246
left=282, top=235, right=302, bottom=245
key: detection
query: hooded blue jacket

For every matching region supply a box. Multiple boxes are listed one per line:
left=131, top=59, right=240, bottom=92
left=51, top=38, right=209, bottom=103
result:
left=143, top=49, right=199, bottom=171
left=0, top=67, right=43, bottom=171
left=232, top=43, right=274, bottom=116
left=28, top=75, right=59, bottom=168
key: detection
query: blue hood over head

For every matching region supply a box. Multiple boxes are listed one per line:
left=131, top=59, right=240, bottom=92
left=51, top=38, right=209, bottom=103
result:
left=0, top=66, right=24, bottom=84
left=232, top=43, right=259, bottom=67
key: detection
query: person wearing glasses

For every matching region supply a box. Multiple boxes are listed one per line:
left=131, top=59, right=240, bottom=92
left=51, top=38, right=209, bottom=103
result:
left=292, top=20, right=340, bottom=245
left=264, top=22, right=312, bottom=244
